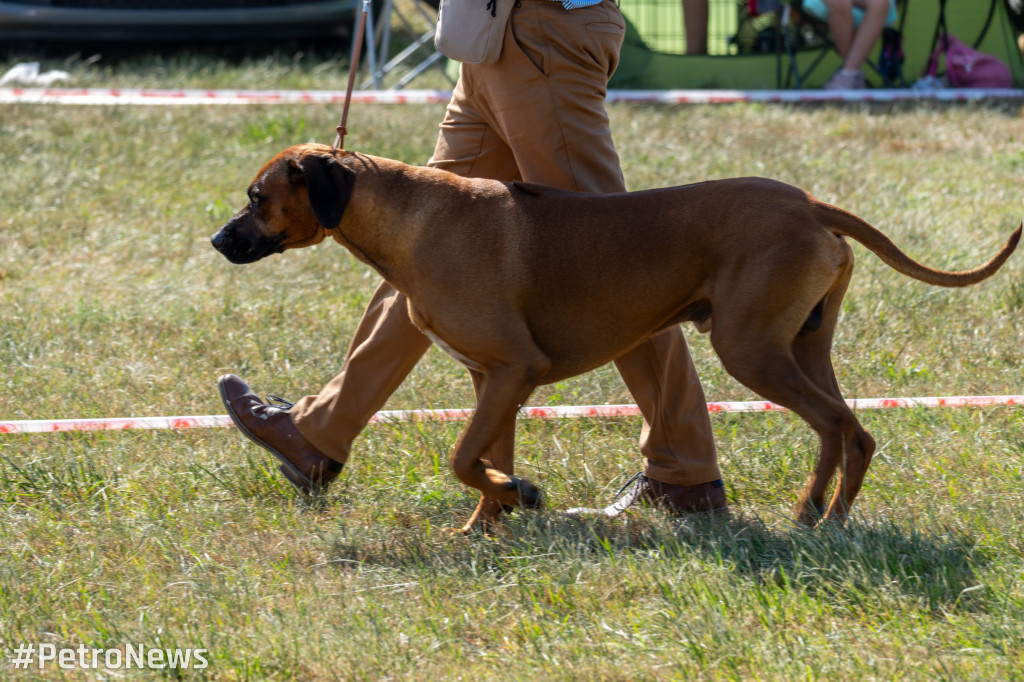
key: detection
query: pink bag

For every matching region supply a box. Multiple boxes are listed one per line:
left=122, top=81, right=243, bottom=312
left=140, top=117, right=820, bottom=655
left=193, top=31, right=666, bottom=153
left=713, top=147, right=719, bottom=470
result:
left=926, top=34, right=1012, bottom=88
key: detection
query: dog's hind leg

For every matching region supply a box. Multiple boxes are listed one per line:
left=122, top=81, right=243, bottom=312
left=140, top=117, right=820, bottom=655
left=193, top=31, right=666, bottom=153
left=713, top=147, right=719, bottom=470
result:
left=710, top=317, right=869, bottom=526
left=790, top=266, right=876, bottom=525
left=786, top=350, right=875, bottom=527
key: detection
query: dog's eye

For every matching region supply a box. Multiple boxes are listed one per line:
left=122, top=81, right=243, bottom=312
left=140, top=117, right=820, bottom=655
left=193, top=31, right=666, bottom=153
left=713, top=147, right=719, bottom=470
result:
left=248, top=192, right=262, bottom=208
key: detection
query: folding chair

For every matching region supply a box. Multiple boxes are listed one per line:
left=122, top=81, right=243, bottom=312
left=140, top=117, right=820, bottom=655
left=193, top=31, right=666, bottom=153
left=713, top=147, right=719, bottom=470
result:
left=782, top=0, right=908, bottom=88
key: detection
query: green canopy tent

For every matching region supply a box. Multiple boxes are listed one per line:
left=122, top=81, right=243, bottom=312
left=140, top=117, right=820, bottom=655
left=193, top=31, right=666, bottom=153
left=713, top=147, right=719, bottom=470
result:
left=609, top=0, right=1024, bottom=89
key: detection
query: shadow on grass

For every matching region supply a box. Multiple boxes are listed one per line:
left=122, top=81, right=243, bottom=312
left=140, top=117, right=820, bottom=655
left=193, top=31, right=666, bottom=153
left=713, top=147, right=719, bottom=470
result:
left=667, top=512, right=987, bottom=613
left=322, top=506, right=988, bottom=614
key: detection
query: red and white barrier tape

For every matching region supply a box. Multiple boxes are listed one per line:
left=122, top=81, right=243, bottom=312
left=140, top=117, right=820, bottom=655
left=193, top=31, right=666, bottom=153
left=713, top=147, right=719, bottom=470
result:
left=0, top=87, right=453, bottom=106
left=1, top=395, right=1020, bottom=434
left=2, top=87, right=1023, bottom=106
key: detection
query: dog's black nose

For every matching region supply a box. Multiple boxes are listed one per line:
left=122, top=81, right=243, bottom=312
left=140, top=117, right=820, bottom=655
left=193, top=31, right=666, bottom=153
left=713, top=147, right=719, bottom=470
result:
left=210, top=229, right=227, bottom=252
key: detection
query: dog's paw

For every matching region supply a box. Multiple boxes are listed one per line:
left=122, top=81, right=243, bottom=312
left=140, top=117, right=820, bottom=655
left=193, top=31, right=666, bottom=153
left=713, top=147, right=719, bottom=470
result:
left=508, top=476, right=543, bottom=509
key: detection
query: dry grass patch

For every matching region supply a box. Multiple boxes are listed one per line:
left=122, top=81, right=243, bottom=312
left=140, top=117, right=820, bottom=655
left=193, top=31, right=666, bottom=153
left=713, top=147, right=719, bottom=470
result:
left=1, top=94, right=1023, bottom=679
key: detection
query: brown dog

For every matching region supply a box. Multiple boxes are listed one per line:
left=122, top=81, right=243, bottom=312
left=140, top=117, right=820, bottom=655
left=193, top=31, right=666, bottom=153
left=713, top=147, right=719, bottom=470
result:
left=211, top=143, right=1020, bottom=531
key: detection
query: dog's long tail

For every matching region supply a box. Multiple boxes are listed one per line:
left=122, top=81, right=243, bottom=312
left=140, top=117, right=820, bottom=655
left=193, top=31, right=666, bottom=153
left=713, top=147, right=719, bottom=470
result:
left=816, top=201, right=1022, bottom=287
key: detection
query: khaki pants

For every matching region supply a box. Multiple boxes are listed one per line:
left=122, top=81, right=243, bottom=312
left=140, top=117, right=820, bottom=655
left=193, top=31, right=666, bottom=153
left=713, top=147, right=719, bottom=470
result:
left=291, top=0, right=720, bottom=485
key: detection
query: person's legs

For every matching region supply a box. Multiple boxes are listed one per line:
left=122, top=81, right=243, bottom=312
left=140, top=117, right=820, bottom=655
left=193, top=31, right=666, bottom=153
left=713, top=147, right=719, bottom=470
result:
left=429, top=66, right=522, bottom=181
left=683, top=0, right=709, bottom=55
left=449, top=0, right=722, bottom=505
left=824, top=0, right=857, bottom=62
left=823, top=0, right=889, bottom=89
left=285, top=14, right=538, bottom=469
left=288, top=281, right=432, bottom=464
left=843, top=0, right=890, bottom=70
left=230, top=0, right=721, bottom=510
left=613, top=330, right=720, bottom=486
left=445, top=0, right=627, bottom=193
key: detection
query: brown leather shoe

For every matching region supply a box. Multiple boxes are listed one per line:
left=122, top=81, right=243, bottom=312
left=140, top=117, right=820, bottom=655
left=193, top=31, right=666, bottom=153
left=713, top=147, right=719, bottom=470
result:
left=642, top=476, right=727, bottom=513
left=218, top=374, right=342, bottom=494
left=565, top=472, right=727, bottom=519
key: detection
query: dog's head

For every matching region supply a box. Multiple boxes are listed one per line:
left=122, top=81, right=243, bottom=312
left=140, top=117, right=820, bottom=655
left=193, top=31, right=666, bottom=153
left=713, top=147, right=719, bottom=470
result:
left=210, top=143, right=355, bottom=264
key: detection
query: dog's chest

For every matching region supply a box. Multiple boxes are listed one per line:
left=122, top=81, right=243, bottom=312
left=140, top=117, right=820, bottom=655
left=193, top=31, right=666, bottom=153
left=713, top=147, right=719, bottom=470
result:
left=423, top=329, right=483, bottom=372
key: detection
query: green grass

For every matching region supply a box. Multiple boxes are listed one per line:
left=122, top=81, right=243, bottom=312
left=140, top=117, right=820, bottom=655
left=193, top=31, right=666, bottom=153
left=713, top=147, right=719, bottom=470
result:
left=2, top=56, right=1024, bottom=679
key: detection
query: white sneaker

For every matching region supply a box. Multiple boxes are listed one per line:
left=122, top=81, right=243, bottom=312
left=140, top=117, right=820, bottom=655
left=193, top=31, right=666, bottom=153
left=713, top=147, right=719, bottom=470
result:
left=824, top=69, right=867, bottom=90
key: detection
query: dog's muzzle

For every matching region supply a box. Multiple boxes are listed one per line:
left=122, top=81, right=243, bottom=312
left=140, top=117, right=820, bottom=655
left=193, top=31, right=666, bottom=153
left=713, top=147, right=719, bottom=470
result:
left=210, top=218, right=283, bottom=265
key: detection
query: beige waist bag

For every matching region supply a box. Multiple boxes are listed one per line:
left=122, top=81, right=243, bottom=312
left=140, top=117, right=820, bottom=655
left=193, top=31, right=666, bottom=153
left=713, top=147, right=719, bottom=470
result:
left=435, top=0, right=515, bottom=64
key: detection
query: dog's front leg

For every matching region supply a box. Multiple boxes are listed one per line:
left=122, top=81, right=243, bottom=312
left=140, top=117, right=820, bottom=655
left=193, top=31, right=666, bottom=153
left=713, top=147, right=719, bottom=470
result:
left=462, top=496, right=512, bottom=534
left=458, top=371, right=520, bottom=533
left=450, top=367, right=543, bottom=533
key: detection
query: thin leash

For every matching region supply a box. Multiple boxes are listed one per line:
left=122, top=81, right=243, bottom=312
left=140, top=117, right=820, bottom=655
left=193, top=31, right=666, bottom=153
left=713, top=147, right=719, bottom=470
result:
left=334, top=0, right=372, bottom=150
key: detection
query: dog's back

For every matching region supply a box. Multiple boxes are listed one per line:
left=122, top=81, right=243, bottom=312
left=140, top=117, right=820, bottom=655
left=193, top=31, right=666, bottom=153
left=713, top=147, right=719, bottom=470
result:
left=445, top=177, right=826, bottom=378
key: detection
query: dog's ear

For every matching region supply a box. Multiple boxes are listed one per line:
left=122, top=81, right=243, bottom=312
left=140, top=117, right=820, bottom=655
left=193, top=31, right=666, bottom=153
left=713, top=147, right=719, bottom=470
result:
left=292, top=153, right=355, bottom=231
